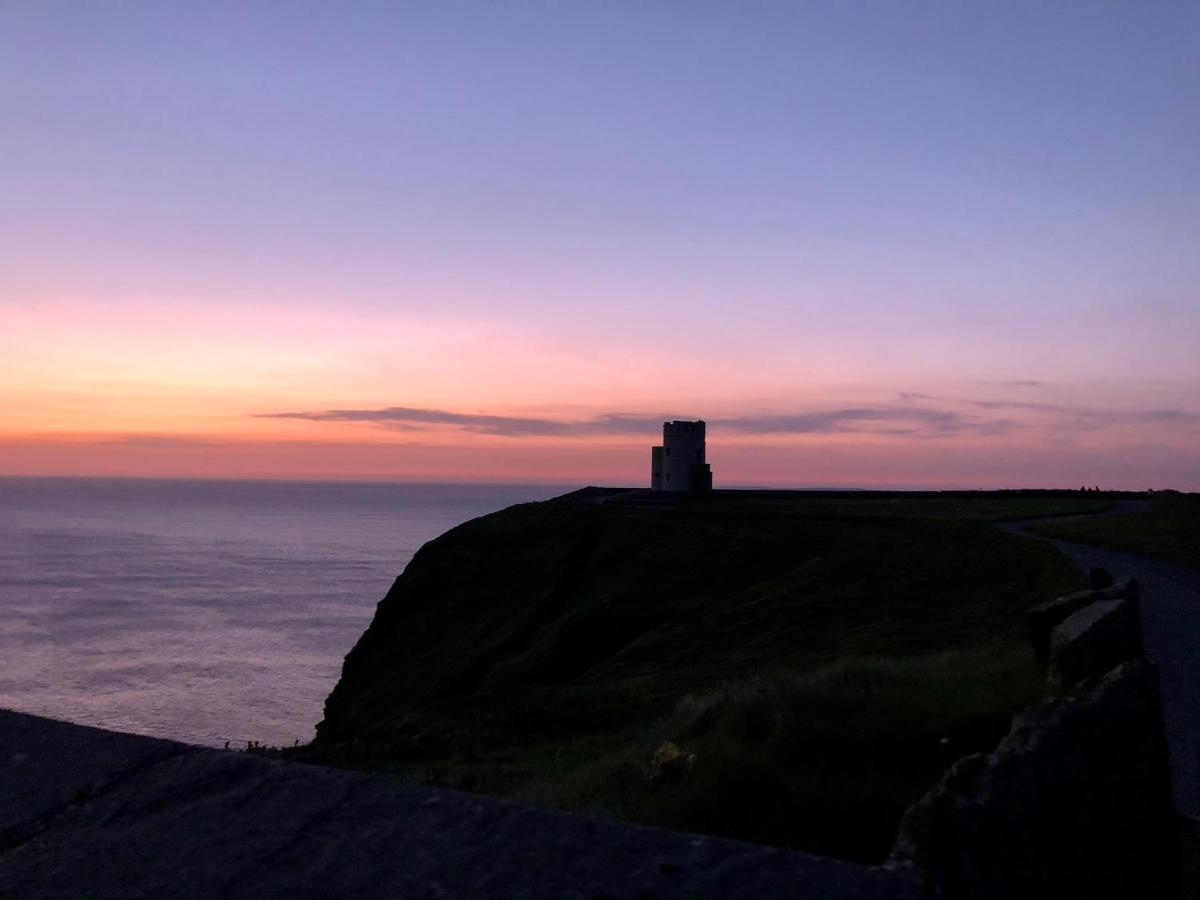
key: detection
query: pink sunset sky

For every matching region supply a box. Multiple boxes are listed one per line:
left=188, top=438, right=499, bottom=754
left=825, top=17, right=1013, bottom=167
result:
left=2, top=5, right=1198, bottom=489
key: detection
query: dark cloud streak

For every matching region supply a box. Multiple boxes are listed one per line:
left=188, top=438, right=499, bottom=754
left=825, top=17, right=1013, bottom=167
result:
left=259, top=407, right=666, bottom=437
left=260, top=405, right=1010, bottom=438
left=261, top=397, right=1199, bottom=440
left=971, top=400, right=1200, bottom=431
left=975, top=379, right=1044, bottom=388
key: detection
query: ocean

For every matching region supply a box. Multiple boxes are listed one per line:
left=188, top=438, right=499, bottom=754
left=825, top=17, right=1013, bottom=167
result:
left=0, top=477, right=564, bottom=748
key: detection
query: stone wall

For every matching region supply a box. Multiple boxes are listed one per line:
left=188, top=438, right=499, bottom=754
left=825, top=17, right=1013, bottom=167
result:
left=1026, top=576, right=1138, bottom=663
left=890, top=577, right=1176, bottom=900
left=1049, top=593, right=1143, bottom=688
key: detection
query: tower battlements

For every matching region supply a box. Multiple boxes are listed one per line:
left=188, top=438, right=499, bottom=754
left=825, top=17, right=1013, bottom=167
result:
left=663, top=420, right=705, bottom=436
left=650, top=420, right=713, bottom=492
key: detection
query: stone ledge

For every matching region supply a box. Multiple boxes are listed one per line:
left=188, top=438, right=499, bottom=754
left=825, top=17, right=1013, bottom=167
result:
left=1050, top=593, right=1143, bottom=687
left=0, top=709, right=925, bottom=899
left=1027, top=577, right=1138, bottom=663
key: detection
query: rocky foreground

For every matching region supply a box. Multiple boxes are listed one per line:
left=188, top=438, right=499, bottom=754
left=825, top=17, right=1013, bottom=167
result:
left=0, top=708, right=922, bottom=899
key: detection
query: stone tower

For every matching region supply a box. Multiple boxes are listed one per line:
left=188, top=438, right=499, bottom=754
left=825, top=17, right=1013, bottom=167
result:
left=650, top=420, right=713, bottom=492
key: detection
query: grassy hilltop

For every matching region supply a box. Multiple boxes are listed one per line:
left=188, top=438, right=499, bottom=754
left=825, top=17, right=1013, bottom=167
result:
left=304, top=489, right=1109, bottom=862
left=1030, top=490, right=1200, bottom=570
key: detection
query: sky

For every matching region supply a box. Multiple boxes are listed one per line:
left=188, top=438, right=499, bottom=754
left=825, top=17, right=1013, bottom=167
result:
left=2, top=2, right=1198, bottom=488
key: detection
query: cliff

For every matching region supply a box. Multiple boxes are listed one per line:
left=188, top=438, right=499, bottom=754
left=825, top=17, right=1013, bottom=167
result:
left=2, top=489, right=1180, bottom=897
left=309, top=488, right=1083, bottom=861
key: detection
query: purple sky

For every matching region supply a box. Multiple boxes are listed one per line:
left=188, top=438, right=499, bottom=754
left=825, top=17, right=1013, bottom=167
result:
left=2, top=3, right=1198, bottom=486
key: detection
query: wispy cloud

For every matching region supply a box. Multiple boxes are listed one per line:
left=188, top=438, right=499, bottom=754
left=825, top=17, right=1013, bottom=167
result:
left=259, top=405, right=1010, bottom=438
left=260, top=395, right=1200, bottom=442
left=975, top=379, right=1044, bottom=388
left=259, top=407, right=664, bottom=437
left=970, top=399, right=1200, bottom=431
left=111, top=434, right=222, bottom=447
left=714, top=409, right=1009, bottom=436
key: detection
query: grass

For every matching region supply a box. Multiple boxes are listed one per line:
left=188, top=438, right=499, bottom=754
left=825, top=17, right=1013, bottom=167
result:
left=516, top=646, right=1042, bottom=861
left=295, top=489, right=1087, bottom=862
left=702, top=488, right=1117, bottom=522
left=1029, top=491, right=1200, bottom=570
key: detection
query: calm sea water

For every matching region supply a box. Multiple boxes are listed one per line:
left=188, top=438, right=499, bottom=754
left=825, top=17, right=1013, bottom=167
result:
left=0, top=478, right=563, bottom=747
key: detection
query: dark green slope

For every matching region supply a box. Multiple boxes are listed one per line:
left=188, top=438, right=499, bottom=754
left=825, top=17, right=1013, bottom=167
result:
left=311, top=488, right=1090, bottom=861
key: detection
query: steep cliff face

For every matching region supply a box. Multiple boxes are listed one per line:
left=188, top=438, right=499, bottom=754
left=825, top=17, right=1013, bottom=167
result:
left=310, top=488, right=1082, bottom=861
left=318, top=489, right=629, bottom=744
left=316, top=490, right=1071, bottom=746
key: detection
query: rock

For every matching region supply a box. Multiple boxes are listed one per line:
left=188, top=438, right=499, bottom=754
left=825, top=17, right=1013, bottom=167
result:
left=0, top=709, right=189, bottom=848
left=890, top=661, right=1175, bottom=900
left=0, top=709, right=925, bottom=899
left=1026, top=578, right=1138, bottom=663
left=1050, top=594, right=1143, bottom=687
left=1028, top=591, right=1101, bottom=662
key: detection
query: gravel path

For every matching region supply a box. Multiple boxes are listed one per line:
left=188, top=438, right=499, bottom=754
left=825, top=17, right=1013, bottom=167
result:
left=999, top=508, right=1200, bottom=823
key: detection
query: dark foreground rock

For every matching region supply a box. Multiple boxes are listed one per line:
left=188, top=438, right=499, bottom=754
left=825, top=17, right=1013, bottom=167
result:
left=1049, top=593, right=1143, bottom=687
left=0, top=709, right=923, bottom=899
left=890, top=661, right=1176, bottom=900
left=1026, top=577, right=1138, bottom=663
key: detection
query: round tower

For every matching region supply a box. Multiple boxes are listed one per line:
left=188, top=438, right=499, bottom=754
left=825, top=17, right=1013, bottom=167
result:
left=657, top=420, right=711, bottom=491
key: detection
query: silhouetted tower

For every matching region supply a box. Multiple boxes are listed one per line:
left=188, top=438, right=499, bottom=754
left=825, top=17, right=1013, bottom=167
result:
left=650, top=420, right=712, bottom=492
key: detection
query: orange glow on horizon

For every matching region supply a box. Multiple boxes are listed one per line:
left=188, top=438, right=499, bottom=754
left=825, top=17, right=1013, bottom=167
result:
left=4, top=301, right=1198, bottom=490
left=1, top=424, right=1195, bottom=491
left=3, top=7, right=1198, bottom=491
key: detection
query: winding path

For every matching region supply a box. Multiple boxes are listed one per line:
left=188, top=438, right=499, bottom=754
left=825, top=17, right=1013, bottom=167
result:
left=998, top=504, right=1200, bottom=825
